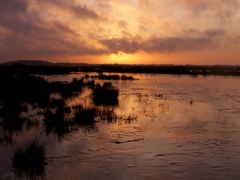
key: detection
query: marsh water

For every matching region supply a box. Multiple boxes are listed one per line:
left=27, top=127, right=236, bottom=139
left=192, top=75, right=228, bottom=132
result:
left=1, top=73, right=240, bottom=180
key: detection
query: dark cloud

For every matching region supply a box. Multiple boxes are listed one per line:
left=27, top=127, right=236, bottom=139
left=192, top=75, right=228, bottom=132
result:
left=0, top=0, right=237, bottom=61
left=52, top=21, right=76, bottom=35
left=178, top=0, right=207, bottom=14
left=118, top=20, right=128, bottom=29
left=100, top=29, right=223, bottom=54
left=100, top=38, right=141, bottom=53
left=71, top=5, right=101, bottom=19
left=100, top=36, right=212, bottom=54
left=177, top=0, right=240, bottom=20
left=47, top=0, right=101, bottom=20
left=0, top=0, right=28, bottom=16
left=204, top=29, right=225, bottom=37
left=182, top=29, right=225, bottom=38
left=0, top=0, right=30, bottom=31
left=0, top=22, right=107, bottom=59
left=0, top=0, right=106, bottom=60
left=144, top=36, right=212, bottom=52
left=0, top=30, right=107, bottom=59
left=138, top=0, right=150, bottom=8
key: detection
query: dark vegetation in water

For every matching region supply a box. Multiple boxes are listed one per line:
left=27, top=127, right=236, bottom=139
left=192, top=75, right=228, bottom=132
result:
left=0, top=74, right=122, bottom=137
left=50, top=78, right=95, bottom=98
left=0, top=75, right=50, bottom=134
left=93, top=82, right=119, bottom=106
left=0, top=72, right=136, bottom=179
left=97, top=108, right=117, bottom=122
left=0, top=134, right=13, bottom=145
left=91, top=74, right=135, bottom=80
left=0, top=117, right=25, bottom=133
left=0, top=61, right=239, bottom=179
left=73, top=105, right=96, bottom=125
left=12, top=140, right=46, bottom=179
left=0, top=75, right=50, bottom=107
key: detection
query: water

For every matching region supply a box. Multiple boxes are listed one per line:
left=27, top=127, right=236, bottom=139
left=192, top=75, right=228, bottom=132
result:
left=1, top=73, right=240, bottom=179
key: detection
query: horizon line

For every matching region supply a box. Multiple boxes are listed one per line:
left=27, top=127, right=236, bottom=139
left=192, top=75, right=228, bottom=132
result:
left=1, top=59, right=240, bottom=66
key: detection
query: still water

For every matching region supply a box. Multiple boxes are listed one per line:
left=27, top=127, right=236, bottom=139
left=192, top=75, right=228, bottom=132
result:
left=1, top=73, right=240, bottom=179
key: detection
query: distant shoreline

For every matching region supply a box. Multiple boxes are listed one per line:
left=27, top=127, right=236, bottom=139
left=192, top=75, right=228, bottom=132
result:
left=0, top=60, right=240, bottom=76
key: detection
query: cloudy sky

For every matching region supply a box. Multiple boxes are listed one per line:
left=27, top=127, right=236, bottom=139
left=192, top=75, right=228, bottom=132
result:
left=0, top=0, right=240, bottom=64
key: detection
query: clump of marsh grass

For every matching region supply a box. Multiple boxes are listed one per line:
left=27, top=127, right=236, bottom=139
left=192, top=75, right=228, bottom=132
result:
left=12, top=140, right=46, bottom=179
left=73, top=105, right=96, bottom=125
left=93, top=82, right=119, bottom=106
left=91, top=74, right=135, bottom=80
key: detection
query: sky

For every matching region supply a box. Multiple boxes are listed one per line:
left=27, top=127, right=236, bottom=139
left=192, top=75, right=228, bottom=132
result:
left=0, top=0, right=240, bottom=64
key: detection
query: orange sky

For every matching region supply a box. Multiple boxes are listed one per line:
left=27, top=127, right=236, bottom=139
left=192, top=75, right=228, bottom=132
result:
left=0, top=0, right=240, bottom=64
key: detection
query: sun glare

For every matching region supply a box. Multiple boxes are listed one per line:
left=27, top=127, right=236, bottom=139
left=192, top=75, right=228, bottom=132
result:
left=108, top=52, right=135, bottom=64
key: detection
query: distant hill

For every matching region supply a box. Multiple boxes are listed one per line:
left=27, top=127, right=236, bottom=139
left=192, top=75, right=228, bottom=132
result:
left=0, top=60, right=89, bottom=67
left=1, top=60, right=56, bottom=66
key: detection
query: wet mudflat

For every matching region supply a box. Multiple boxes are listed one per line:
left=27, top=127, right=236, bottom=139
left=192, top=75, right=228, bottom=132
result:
left=1, top=73, right=240, bottom=180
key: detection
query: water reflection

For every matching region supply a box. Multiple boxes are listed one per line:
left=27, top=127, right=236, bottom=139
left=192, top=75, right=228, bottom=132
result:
left=0, top=74, right=137, bottom=179
left=0, top=73, right=240, bottom=179
left=43, top=98, right=71, bottom=139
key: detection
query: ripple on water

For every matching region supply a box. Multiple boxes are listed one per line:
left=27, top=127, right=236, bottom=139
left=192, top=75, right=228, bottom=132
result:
left=1, top=74, right=240, bottom=180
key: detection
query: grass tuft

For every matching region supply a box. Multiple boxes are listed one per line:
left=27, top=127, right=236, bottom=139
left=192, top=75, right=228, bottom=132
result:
left=93, top=82, right=119, bottom=106
left=73, top=105, right=96, bottom=125
left=12, top=140, right=46, bottom=179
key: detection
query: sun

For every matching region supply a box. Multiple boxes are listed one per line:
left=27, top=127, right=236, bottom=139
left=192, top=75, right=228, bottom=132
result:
left=107, top=51, right=135, bottom=64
